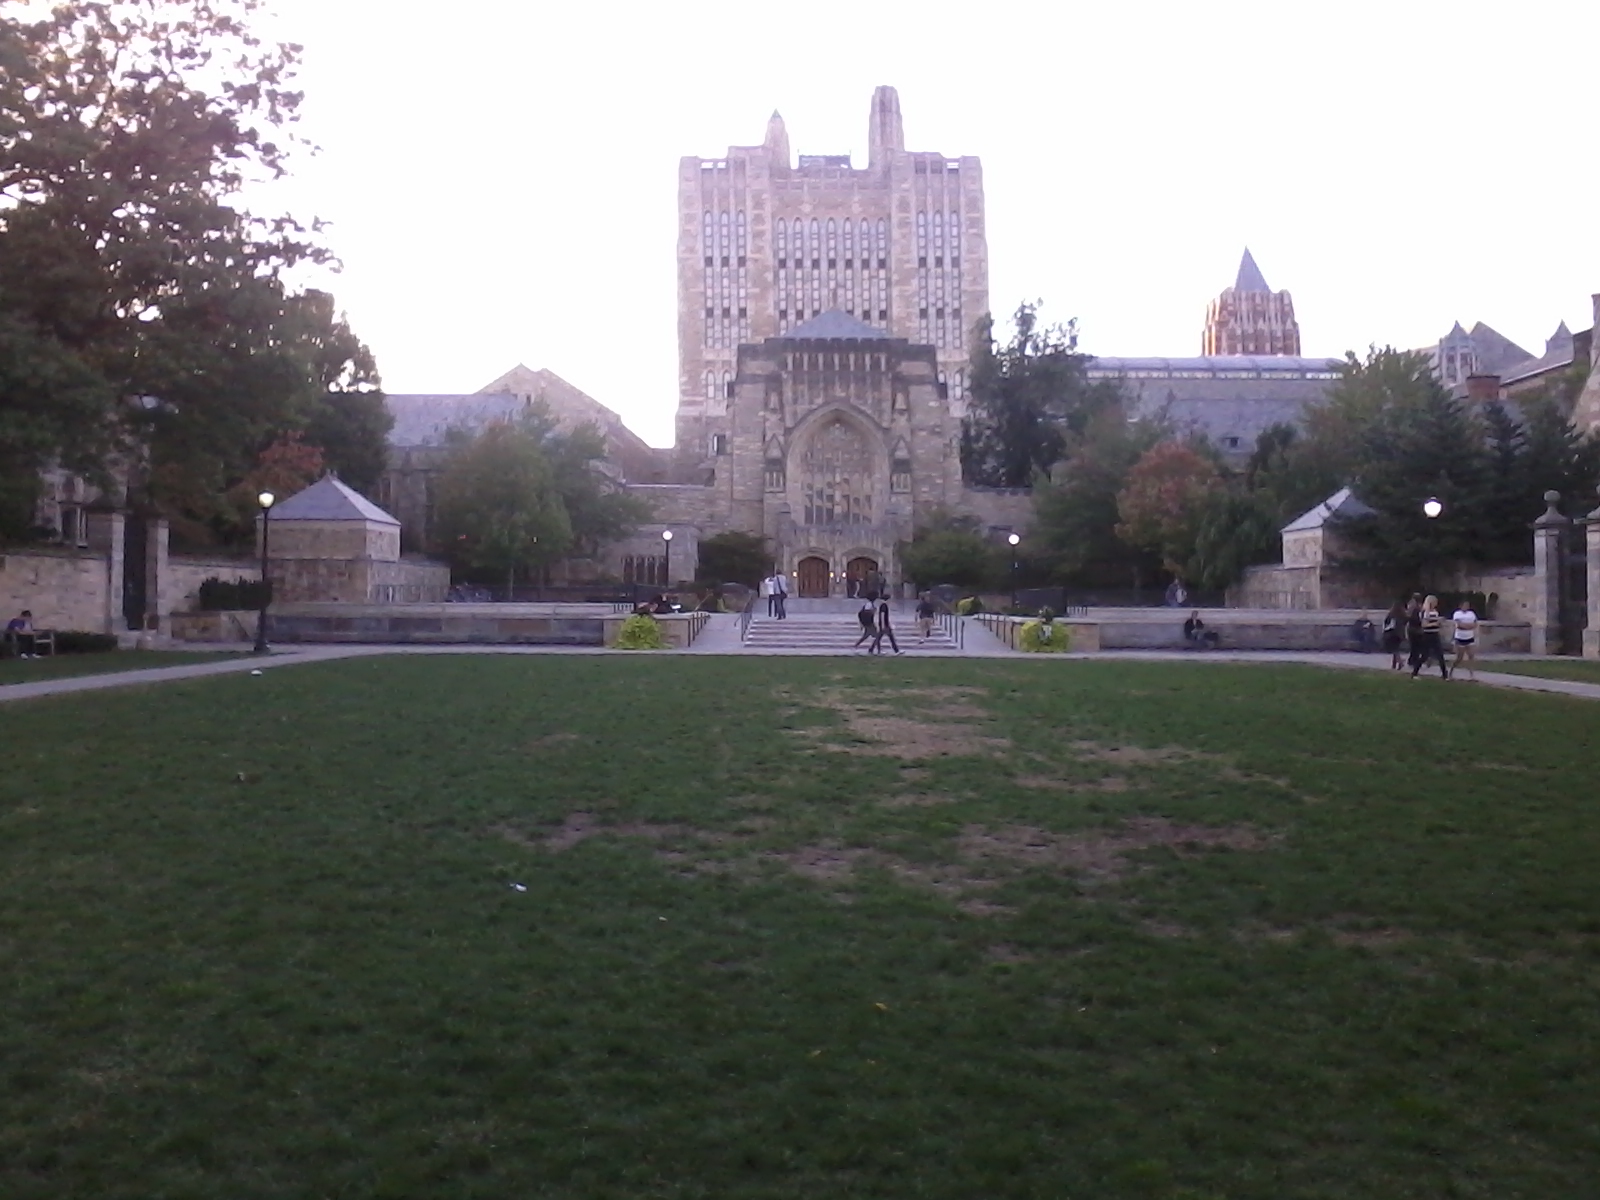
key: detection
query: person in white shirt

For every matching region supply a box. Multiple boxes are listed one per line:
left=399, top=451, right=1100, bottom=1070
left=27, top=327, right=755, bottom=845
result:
left=760, top=574, right=776, bottom=617
left=1449, top=600, right=1479, bottom=681
left=773, top=571, right=790, bottom=620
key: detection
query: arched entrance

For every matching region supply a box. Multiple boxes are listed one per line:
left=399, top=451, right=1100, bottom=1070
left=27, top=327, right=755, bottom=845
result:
left=796, top=556, right=831, bottom=598
left=845, top=556, right=880, bottom=599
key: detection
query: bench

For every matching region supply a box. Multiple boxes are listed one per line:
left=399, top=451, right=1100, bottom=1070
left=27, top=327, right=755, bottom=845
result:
left=2, top=628, right=55, bottom=658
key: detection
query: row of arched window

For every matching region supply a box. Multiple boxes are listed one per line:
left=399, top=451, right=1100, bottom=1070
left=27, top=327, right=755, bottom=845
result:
left=915, top=209, right=964, bottom=350
left=701, top=209, right=749, bottom=348
left=774, top=217, right=890, bottom=332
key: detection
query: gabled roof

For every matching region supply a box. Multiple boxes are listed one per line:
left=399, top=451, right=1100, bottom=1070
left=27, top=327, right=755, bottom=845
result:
left=1234, top=248, right=1272, bottom=293
left=270, top=476, right=400, bottom=525
left=1282, top=486, right=1374, bottom=534
left=386, top=392, right=527, bottom=448
left=780, top=309, right=891, bottom=340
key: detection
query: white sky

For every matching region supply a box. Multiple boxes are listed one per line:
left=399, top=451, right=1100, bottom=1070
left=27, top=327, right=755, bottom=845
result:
left=256, top=0, right=1600, bottom=447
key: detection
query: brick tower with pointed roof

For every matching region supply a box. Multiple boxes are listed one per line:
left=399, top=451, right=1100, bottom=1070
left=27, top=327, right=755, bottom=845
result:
left=1202, top=249, right=1302, bottom=356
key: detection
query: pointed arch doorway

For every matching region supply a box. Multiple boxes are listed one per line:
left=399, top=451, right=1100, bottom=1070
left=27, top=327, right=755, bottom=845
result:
left=796, top=556, right=831, bottom=598
left=846, top=556, right=880, bottom=598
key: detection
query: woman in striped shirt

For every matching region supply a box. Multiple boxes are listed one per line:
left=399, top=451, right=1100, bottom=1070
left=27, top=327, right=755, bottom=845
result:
left=1410, top=594, right=1450, bottom=679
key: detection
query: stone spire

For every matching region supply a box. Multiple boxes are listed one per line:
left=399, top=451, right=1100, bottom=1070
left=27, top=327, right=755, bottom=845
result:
left=763, top=109, right=790, bottom=168
left=1234, top=247, right=1271, bottom=293
left=867, top=85, right=904, bottom=169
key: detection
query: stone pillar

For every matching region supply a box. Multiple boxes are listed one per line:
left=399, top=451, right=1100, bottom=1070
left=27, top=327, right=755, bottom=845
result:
left=1530, top=491, right=1567, bottom=656
left=83, top=509, right=125, bottom=636
left=1586, top=491, right=1600, bottom=660
left=146, top=518, right=170, bottom=635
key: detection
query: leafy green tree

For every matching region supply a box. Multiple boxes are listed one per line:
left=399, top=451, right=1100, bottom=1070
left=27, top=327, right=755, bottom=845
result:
left=433, top=421, right=573, bottom=592
left=0, top=1, right=385, bottom=543
left=899, top=511, right=994, bottom=588
left=1030, top=404, right=1165, bottom=584
left=695, top=531, right=769, bottom=586
left=1185, top=489, right=1282, bottom=590
left=960, top=302, right=1124, bottom=487
left=541, top=420, right=651, bottom=557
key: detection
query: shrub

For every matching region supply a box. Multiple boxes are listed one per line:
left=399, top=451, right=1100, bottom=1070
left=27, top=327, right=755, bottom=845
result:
left=612, top=613, right=668, bottom=650
left=198, top=576, right=270, bottom=610
left=1018, top=618, right=1071, bottom=653
left=53, top=631, right=119, bottom=654
left=956, top=596, right=986, bottom=616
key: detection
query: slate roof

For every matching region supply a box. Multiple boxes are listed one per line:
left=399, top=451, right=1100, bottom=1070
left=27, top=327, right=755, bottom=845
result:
left=1084, top=356, right=1340, bottom=452
left=385, top=392, right=527, bottom=448
left=1498, top=321, right=1577, bottom=386
left=1282, top=487, right=1375, bottom=534
left=271, top=476, right=400, bottom=525
left=780, top=309, right=891, bottom=340
left=1234, top=247, right=1272, bottom=293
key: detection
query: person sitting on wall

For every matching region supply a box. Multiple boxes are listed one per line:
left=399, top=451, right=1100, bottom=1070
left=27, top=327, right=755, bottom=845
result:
left=1183, top=610, right=1219, bottom=649
left=4, top=610, right=37, bottom=658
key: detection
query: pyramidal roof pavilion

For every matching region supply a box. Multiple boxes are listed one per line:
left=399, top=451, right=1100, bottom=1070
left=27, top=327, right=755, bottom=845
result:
left=270, top=476, right=399, bottom=526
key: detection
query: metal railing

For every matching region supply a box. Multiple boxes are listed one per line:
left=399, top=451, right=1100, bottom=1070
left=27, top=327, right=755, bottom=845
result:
left=738, top=589, right=758, bottom=642
left=935, top=610, right=965, bottom=649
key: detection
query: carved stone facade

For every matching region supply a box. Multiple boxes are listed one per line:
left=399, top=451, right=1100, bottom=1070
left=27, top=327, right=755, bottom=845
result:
left=675, top=86, right=989, bottom=485
left=1202, top=249, right=1301, bottom=356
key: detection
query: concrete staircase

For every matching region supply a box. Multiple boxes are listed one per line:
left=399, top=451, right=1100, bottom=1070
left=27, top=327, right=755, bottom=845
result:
left=742, top=609, right=959, bottom=653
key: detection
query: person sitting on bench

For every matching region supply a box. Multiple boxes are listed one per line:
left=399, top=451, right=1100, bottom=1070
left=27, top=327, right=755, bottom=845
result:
left=1183, top=610, right=1219, bottom=649
left=4, top=609, right=37, bottom=658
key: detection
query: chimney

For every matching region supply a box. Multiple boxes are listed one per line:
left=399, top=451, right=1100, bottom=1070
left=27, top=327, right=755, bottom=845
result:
left=1464, top=374, right=1501, bottom=403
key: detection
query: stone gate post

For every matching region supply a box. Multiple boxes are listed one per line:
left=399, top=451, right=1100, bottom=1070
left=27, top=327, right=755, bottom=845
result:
left=1530, top=491, right=1567, bottom=656
left=1585, top=490, right=1600, bottom=660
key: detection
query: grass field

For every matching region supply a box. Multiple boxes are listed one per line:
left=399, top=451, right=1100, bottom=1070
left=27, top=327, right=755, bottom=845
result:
left=2, top=656, right=1597, bottom=1198
left=0, top=650, right=243, bottom=687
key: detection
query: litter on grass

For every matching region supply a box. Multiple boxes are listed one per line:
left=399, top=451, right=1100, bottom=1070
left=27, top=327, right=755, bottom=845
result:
left=509, top=883, right=527, bottom=892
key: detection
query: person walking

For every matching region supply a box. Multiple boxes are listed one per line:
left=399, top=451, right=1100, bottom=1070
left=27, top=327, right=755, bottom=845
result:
left=1403, top=593, right=1424, bottom=673
left=916, top=592, right=936, bottom=642
left=1382, top=601, right=1407, bottom=671
left=853, top=599, right=877, bottom=651
left=773, top=569, right=790, bottom=619
left=871, top=594, right=901, bottom=655
left=1410, top=594, right=1450, bottom=679
left=1449, top=598, right=1480, bottom=681
left=760, top=573, right=777, bottom=617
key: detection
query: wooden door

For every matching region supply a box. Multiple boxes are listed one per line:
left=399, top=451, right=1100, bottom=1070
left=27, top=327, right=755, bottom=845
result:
left=846, top=556, right=879, bottom=598
left=796, top=556, right=831, bottom=598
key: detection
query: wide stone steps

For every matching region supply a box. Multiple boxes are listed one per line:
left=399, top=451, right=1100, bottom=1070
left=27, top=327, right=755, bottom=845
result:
left=743, top=615, right=958, bottom=652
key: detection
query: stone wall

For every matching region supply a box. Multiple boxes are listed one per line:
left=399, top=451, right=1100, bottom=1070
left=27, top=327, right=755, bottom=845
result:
left=1448, top=566, right=1540, bottom=622
left=163, top=556, right=259, bottom=616
left=0, top=548, right=111, bottom=631
left=268, top=520, right=399, bottom=562
left=959, top=487, right=1032, bottom=534
left=271, top=556, right=449, bottom=605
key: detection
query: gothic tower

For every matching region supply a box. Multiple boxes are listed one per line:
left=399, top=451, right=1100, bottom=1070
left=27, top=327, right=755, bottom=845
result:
left=1202, top=248, right=1301, bottom=356
left=674, top=87, right=989, bottom=477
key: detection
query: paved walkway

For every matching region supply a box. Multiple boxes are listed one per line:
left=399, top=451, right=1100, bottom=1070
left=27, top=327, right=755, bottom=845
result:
left=4, top=637, right=1599, bottom=703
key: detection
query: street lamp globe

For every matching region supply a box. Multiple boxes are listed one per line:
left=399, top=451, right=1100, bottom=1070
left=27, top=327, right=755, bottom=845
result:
left=1007, top=533, right=1020, bottom=547
left=1422, top=497, right=1443, bottom=519
left=661, top=529, right=673, bottom=542
left=258, top=490, right=275, bottom=511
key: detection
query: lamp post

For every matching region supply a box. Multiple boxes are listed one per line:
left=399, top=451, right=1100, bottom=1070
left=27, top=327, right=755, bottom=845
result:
left=1420, top=496, right=1443, bottom=593
left=1007, top=532, right=1021, bottom=611
left=661, top=529, right=673, bottom=590
left=253, top=490, right=275, bottom=655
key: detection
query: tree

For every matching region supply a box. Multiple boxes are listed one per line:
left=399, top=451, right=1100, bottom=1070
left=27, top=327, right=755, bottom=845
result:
left=1030, top=403, right=1165, bottom=585
left=960, top=302, right=1124, bottom=487
left=541, top=419, right=651, bottom=558
left=1115, top=441, right=1225, bottom=573
left=1186, top=489, right=1282, bottom=590
left=899, top=511, right=994, bottom=588
left=0, top=2, right=386, bottom=543
left=695, top=531, right=769, bottom=587
left=432, top=421, right=573, bottom=592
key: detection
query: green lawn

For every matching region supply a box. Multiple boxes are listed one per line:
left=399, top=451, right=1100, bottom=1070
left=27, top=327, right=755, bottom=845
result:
left=1481, top=658, right=1600, bottom=686
left=2, top=656, right=1596, bottom=1199
left=0, top=650, right=245, bottom=687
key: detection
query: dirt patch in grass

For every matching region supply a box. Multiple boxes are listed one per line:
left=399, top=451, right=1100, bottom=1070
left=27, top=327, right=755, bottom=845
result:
left=1015, top=774, right=1130, bottom=793
left=879, top=791, right=960, bottom=807
left=984, top=942, right=1034, bottom=963
left=1068, top=740, right=1212, bottom=767
left=496, top=812, right=696, bottom=853
left=792, top=686, right=1009, bottom=760
left=526, top=732, right=582, bottom=750
left=959, top=817, right=1273, bottom=881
